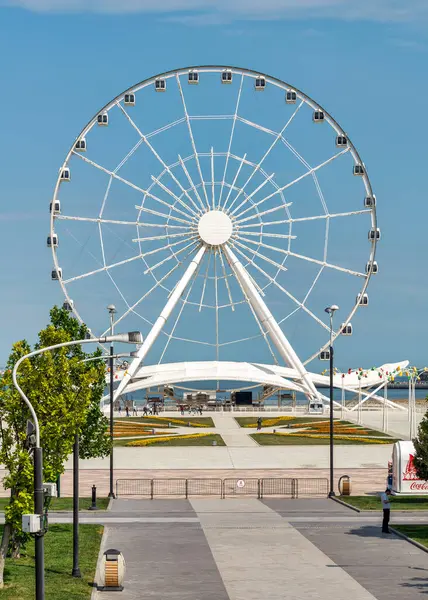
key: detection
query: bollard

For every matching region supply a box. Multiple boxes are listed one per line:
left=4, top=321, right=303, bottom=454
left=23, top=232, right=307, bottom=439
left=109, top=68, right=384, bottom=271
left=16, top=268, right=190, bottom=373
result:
left=89, top=484, right=99, bottom=511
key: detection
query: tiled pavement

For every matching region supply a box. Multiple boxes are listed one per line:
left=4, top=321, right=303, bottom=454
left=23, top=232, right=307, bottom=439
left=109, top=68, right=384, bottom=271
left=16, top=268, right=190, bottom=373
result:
left=93, top=498, right=428, bottom=599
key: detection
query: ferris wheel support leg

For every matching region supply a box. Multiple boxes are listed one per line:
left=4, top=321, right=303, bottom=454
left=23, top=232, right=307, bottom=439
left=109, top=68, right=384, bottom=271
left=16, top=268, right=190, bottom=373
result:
left=113, top=245, right=206, bottom=400
left=223, top=245, right=319, bottom=400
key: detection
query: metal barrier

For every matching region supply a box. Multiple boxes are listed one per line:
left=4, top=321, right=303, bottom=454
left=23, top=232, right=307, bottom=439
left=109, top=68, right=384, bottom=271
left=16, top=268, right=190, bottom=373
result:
left=223, top=478, right=261, bottom=498
left=187, top=478, right=223, bottom=497
left=116, top=479, right=152, bottom=497
left=116, top=477, right=329, bottom=499
left=295, top=478, right=328, bottom=497
left=261, top=478, right=295, bottom=498
left=152, top=479, right=187, bottom=497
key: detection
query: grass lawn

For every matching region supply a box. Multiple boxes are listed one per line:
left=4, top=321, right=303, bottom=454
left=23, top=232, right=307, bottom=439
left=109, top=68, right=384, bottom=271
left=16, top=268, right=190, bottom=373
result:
left=0, top=497, right=109, bottom=512
left=393, top=525, right=428, bottom=547
left=1, top=524, right=102, bottom=599
left=251, top=434, right=397, bottom=445
left=116, top=416, right=214, bottom=427
left=126, top=433, right=225, bottom=447
left=339, top=495, right=428, bottom=511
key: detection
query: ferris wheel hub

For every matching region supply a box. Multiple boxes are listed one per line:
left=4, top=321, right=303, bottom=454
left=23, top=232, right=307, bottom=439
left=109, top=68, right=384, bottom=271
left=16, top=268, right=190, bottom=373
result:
left=198, top=210, right=233, bottom=246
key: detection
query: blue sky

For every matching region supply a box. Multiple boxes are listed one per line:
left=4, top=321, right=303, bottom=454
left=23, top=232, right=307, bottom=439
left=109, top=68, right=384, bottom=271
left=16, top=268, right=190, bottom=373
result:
left=0, top=1, right=427, bottom=371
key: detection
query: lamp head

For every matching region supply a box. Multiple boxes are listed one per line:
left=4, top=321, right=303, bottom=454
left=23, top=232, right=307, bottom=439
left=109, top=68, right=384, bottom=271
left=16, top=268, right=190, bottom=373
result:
left=107, top=304, right=117, bottom=314
left=325, top=304, right=339, bottom=314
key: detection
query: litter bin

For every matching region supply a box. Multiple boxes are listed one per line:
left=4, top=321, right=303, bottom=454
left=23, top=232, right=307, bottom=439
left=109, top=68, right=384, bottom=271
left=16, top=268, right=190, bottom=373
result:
left=338, top=475, right=351, bottom=496
left=99, top=549, right=126, bottom=591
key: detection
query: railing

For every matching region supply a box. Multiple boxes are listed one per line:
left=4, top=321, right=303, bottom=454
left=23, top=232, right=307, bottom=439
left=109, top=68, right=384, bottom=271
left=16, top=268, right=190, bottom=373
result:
left=115, top=477, right=328, bottom=499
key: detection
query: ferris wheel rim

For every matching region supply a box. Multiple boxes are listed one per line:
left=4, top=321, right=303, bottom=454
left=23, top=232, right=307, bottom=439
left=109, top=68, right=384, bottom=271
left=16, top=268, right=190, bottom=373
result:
left=50, top=64, right=378, bottom=363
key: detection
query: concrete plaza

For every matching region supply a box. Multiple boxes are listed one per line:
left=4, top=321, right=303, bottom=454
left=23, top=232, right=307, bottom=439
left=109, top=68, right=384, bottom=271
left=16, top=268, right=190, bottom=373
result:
left=91, top=498, right=428, bottom=600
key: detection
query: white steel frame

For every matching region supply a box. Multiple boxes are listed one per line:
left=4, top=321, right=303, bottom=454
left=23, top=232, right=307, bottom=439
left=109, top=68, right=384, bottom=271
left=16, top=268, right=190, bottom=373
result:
left=50, top=65, right=380, bottom=403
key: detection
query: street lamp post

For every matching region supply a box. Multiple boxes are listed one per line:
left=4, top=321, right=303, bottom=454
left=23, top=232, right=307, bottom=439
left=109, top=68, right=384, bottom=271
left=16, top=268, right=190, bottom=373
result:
left=72, top=432, right=81, bottom=578
left=12, top=331, right=142, bottom=600
left=325, top=304, right=339, bottom=498
left=107, top=305, right=117, bottom=499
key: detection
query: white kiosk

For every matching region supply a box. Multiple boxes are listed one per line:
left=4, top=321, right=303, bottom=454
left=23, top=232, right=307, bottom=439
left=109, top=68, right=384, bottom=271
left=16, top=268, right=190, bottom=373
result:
left=392, top=441, right=428, bottom=494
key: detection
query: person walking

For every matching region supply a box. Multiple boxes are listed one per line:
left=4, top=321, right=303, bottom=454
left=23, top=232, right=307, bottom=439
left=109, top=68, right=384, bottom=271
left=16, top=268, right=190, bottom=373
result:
left=257, top=417, right=262, bottom=431
left=125, top=405, right=129, bottom=418
left=381, top=488, right=392, bottom=533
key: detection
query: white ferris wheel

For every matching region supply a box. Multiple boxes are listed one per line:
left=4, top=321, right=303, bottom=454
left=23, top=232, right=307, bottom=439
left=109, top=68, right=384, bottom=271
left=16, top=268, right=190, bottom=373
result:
left=49, top=65, right=380, bottom=403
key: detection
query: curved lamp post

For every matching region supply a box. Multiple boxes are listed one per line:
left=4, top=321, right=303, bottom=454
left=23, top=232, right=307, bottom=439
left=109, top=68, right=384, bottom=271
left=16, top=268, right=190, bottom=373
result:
left=12, top=331, right=142, bottom=600
left=325, top=305, right=339, bottom=498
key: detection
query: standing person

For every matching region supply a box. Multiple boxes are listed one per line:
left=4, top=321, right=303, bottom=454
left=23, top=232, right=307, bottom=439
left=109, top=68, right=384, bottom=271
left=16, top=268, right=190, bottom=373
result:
left=125, top=405, right=129, bottom=418
left=118, top=403, right=122, bottom=416
left=257, top=417, right=262, bottom=431
left=132, top=404, right=137, bottom=416
left=143, top=405, right=148, bottom=417
left=380, top=488, right=392, bottom=533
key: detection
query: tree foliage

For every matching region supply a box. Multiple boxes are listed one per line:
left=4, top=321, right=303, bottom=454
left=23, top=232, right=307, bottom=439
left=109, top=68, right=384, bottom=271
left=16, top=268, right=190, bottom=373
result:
left=413, top=402, right=428, bottom=481
left=0, top=306, right=110, bottom=580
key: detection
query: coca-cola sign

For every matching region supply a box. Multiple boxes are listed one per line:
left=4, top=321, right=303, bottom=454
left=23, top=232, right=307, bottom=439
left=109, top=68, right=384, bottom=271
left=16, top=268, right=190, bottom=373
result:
left=403, top=453, right=420, bottom=481
left=393, top=442, right=428, bottom=494
left=410, top=481, right=428, bottom=491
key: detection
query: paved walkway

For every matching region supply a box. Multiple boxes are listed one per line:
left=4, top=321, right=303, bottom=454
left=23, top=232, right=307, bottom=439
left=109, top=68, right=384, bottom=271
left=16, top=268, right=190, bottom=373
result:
left=92, top=499, right=428, bottom=599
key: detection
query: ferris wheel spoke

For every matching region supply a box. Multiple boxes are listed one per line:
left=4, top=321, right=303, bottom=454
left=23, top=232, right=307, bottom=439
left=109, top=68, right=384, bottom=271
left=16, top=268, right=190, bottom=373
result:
left=198, top=251, right=212, bottom=312
left=239, top=235, right=365, bottom=278
left=178, top=155, right=206, bottom=212
left=141, top=236, right=196, bottom=260
left=116, top=102, right=200, bottom=218
left=108, top=246, right=198, bottom=334
left=143, top=239, right=199, bottom=275
left=214, top=251, right=220, bottom=361
left=99, top=176, right=113, bottom=219
left=228, top=173, right=276, bottom=215
left=222, top=154, right=247, bottom=211
left=238, top=209, right=371, bottom=228
left=176, top=74, right=210, bottom=210
left=235, top=202, right=293, bottom=225
left=158, top=257, right=202, bottom=364
left=218, top=74, right=244, bottom=208
left=232, top=245, right=330, bottom=333
left=132, top=231, right=193, bottom=243
left=211, top=148, right=215, bottom=210
left=239, top=231, right=296, bottom=241
left=233, top=239, right=288, bottom=273
left=145, top=117, right=187, bottom=139
left=73, top=152, right=194, bottom=224
left=134, top=204, right=193, bottom=226
left=228, top=100, right=304, bottom=214
left=150, top=175, right=199, bottom=219
left=235, top=148, right=350, bottom=220
left=57, top=214, right=190, bottom=230
left=63, top=253, right=143, bottom=285
left=218, top=248, right=235, bottom=311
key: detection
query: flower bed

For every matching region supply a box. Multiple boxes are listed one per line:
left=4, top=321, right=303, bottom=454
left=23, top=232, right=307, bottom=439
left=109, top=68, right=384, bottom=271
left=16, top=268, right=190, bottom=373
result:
left=241, top=416, right=295, bottom=428
left=284, top=432, right=392, bottom=444
left=126, top=433, right=215, bottom=446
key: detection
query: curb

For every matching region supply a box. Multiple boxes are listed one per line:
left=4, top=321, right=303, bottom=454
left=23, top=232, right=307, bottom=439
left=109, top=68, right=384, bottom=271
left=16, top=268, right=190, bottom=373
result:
left=390, top=527, right=428, bottom=554
left=91, top=525, right=109, bottom=600
left=329, top=496, right=361, bottom=512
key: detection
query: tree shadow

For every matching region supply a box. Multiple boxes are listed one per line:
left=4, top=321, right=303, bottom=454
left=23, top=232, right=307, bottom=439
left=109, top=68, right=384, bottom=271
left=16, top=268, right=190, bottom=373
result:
left=345, top=525, right=386, bottom=538
left=401, top=577, right=428, bottom=594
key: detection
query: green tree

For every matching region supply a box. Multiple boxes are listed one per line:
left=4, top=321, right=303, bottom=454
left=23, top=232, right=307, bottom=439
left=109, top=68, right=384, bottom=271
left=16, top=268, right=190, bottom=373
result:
left=0, top=307, right=109, bottom=585
left=49, top=306, right=110, bottom=460
left=413, top=403, right=428, bottom=481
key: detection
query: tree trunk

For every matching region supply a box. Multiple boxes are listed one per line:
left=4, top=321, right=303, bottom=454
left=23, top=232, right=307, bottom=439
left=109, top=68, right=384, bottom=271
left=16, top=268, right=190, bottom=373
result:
left=0, top=522, right=12, bottom=588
